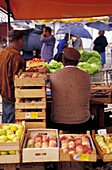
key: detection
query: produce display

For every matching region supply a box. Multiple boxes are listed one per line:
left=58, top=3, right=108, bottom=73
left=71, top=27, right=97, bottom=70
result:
left=78, top=50, right=102, bottom=74
left=43, top=59, right=64, bottom=73
left=95, top=134, right=112, bottom=154
left=18, top=72, right=43, bottom=78
left=27, top=134, right=57, bottom=148
left=91, top=83, right=109, bottom=89
left=0, top=124, right=24, bottom=155
left=26, top=58, right=45, bottom=70
left=60, top=134, right=92, bottom=155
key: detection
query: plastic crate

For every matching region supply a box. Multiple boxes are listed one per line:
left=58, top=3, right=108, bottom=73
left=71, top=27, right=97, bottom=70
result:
left=90, top=71, right=103, bottom=82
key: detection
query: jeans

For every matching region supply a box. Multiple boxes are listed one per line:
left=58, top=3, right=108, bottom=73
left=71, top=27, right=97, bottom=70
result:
left=2, top=98, right=15, bottom=123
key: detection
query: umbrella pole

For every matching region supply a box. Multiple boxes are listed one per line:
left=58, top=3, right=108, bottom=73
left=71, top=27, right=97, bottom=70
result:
left=5, top=0, right=11, bottom=45
left=68, top=23, right=72, bottom=47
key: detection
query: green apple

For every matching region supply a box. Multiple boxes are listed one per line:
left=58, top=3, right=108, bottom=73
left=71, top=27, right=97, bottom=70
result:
left=6, top=130, right=14, bottom=135
left=15, top=129, right=22, bottom=138
left=2, top=125, right=10, bottom=131
left=7, top=134, right=16, bottom=141
left=1, top=151, right=8, bottom=155
left=6, top=140, right=11, bottom=143
left=0, top=129, right=6, bottom=136
left=0, top=135, right=8, bottom=142
left=12, top=137, right=20, bottom=142
left=8, top=150, right=16, bottom=155
left=0, top=140, right=5, bottom=142
left=10, top=125, right=18, bottom=132
left=17, top=124, right=24, bottom=130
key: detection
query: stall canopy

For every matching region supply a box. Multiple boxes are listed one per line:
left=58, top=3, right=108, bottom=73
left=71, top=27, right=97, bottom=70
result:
left=1, top=0, right=112, bottom=20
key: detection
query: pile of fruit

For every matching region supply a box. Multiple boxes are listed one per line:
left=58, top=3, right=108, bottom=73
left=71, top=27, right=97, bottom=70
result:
left=0, top=124, right=24, bottom=155
left=95, top=134, right=112, bottom=154
left=60, top=134, right=92, bottom=155
left=27, top=134, right=57, bottom=148
left=26, top=58, right=45, bottom=70
left=19, top=72, right=40, bottom=78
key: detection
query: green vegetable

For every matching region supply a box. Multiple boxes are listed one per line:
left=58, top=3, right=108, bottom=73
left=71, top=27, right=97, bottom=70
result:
left=43, top=60, right=64, bottom=73
left=79, top=50, right=92, bottom=62
left=90, top=50, right=101, bottom=60
left=87, top=57, right=101, bottom=66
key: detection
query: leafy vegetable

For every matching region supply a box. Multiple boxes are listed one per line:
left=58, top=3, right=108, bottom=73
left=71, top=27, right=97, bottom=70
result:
left=43, top=59, right=64, bottom=73
left=78, top=62, right=98, bottom=74
left=79, top=50, right=92, bottom=62
left=87, top=57, right=101, bottom=66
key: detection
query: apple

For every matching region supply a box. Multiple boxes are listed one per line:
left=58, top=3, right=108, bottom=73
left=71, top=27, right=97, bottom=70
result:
left=10, top=125, right=18, bottom=132
left=0, top=135, right=8, bottom=142
left=42, top=135, right=49, bottom=142
left=15, top=129, right=22, bottom=138
left=2, top=125, right=10, bottom=131
left=34, top=142, right=41, bottom=148
left=63, top=148, right=69, bottom=154
left=0, top=129, right=6, bottom=136
left=61, top=139, right=68, bottom=144
left=76, top=145, right=83, bottom=155
left=49, top=140, right=56, bottom=147
left=12, top=137, right=20, bottom=142
left=49, top=135, right=56, bottom=141
left=68, top=148, right=76, bottom=154
left=7, top=134, right=16, bottom=141
left=35, top=136, right=42, bottom=143
left=42, top=141, right=49, bottom=148
left=27, top=139, right=34, bottom=148
left=8, top=150, right=16, bottom=155
left=6, top=140, right=12, bottom=143
left=1, top=151, right=8, bottom=155
left=17, top=124, right=24, bottom=130
left=60, top=136, right=68, bottom=141
left=6, top=130, right=14, bottom=135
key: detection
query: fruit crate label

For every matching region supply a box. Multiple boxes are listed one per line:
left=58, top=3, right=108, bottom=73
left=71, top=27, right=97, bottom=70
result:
left=25, top=112, right=30, bottom=119
left=73, top=155, right=80, bottom=160
left=80, top=154, right=89, bottom=161
left=30, top=112, right=38, bottom=119
left=97, top=129, right=107, bottom=136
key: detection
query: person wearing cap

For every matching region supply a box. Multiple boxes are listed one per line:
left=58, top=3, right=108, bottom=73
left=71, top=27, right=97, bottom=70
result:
left=50, top=47, right=92, bottom=133
left=0, top=30, right=26, bottom=123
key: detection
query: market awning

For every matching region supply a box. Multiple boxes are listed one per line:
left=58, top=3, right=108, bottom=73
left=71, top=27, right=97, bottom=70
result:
left=1, top=0, right=112, bottom=20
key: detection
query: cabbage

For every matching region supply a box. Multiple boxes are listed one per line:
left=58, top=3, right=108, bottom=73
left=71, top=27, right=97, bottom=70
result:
left=90, top=50, right=101, bottom=60
left=87, top=57, right=102, bottom=66
left=78, top=62, right=99, bottom=74
left=79, top=50, right=92, bottom=62
left=43, top=59, right=64, bottom=73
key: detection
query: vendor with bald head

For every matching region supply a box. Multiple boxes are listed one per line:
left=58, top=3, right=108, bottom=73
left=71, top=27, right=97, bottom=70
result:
left=50, top=47, right=92, bottom=133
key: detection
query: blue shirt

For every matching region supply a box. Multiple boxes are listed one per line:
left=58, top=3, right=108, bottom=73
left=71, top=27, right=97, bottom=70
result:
left=57, top=39, right=67, bottom=56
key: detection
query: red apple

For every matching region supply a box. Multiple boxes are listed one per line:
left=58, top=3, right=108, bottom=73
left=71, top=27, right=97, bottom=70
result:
left=76, top=145, right=83, bottom=155
left=34, top=141, right=41, bottom=148
left=49, top=135, right=56, bottom=141
left=42, top=135, right=49, bottom=142
left=49, top=139, right=56, bottom=147
left=60, top=136, right=68, bottom=141
left=68, top=148, right=76, bottom=154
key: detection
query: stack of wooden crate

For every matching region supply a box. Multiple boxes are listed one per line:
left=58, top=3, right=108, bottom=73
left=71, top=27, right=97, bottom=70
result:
left=14, top=73, right=46, bottom=129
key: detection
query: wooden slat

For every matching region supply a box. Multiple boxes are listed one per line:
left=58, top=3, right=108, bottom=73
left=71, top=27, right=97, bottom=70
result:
left=25, top=122, right=46, bottom=129
left=15, top=102, right=46, bottom=109
left=15, top=109, right=46, bottom=120
left=15, top=88, right=46, bottom=98
left=14, top=74, right=46, bottom=87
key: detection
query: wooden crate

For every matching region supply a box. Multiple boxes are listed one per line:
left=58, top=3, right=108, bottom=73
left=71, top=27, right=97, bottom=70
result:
left=14, top=73, right=46, bottom=87
left=22, top=129, right=59, bottom=162
left=0, top=122, right=25, bottom=163
left=60, top=132, right=97, bottom=162
left=90, top=89, right=112, bottom=103
left=14, top=73, right=46, bottom=127
left=92, top=130, right=112, bottom=162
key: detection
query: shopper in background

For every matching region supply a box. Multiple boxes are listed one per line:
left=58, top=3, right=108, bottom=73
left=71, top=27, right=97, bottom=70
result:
left=72, top=36, right=83, bottom=50
left=0, top=30, right=26, bottom=123
left=40, top=26, right=56, bottom=63
left=93, top=30, right=108, bottom=69
left=56, top=33, right=69, bottom=56
left=50, top=47, right=94, bottom=133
